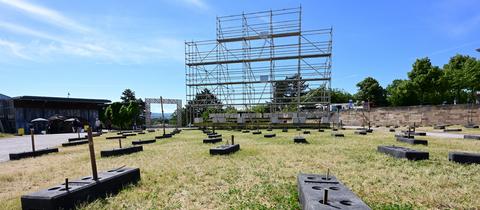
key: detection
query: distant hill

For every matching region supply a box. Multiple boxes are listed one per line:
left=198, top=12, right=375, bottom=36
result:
left=151, top=112, right=173, bottom=119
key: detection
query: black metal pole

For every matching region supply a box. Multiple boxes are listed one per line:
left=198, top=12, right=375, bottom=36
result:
left=161, top=96, right=166, bottom=136
left=30, top=128, right=35, bottom=152
left=65, top=178, right=69, bottom=191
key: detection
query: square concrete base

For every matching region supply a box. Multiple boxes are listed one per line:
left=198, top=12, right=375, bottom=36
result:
left=449, top=152, right=480, bottom=164
left=208, top=134, right=222, bottom=138
left=294, top=136, right=308, bottom=144
left=21, top=167, right=140, bottom=210
left=331, top=133, right=344, bottom=137
left=9, top=148, right=59, bottom=160
left=210, top=144, right=240, bottom=155
left=396, top=137, right=428, bottom=146
left=131, top=139, right=156, bottom=145
left=68, top=137, right=87, bottom=142
left=354, top=131, right=367, bottom=135
left=62, top=140, right=89, bottom=147
left=155, top=134, right=172, bottom=139
left=203, top=137, right=222, bottom=144
left=100, top=146, right=143, bottom=157
left=464, top=124, right=479, bottom=129
left=444, top=128, right=462, bottom=132
left=106, top=136, right=127, bottom=140
left=378, top=145, right=429, bottom=161
left=464, top=135, right=480, bottom=140
left=297, top=173, right=371, bottom=210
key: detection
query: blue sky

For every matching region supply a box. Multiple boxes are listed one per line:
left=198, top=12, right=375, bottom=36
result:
left=0, top=0, right=479, bottom=112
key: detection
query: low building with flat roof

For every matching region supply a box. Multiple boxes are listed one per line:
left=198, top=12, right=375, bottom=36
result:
left=0, top=94, right=110, bottom=134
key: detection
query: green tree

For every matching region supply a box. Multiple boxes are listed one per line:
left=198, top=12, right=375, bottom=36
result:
left=170, top=107, right=187, bottom=126
left=302, top=87, right=353, bottom=105
left=330, top=88, right=354, bottom=103
left=386, top=79, right=419, bottom=106
left=355, top=77, right=387, bottom=107
left=251, top=104, right=269, bottom=113
left=127, top=101, right=140, bottom=128
left=104, top=106, right=113, bottom=128
left=109, top=102, right=123, bottom=128
left=273, top=73, right=308, bottom=111
left=118, top=105, right=130, bottom=129
left=224, top=106, right=237, bottom=114
left=408, top=57, right=445, bottom=104
left=186, top=88, right=222, bottom=121
left=121, top=89, right=136, bottom=103
left=444, top=54, right=480, bottom=103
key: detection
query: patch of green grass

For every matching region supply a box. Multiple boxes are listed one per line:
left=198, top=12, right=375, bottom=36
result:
left=370, top=203, right=415, bottom=210
left=0, top=133, right=13, bottom=139
left=0, top=128, right=479, bottom=209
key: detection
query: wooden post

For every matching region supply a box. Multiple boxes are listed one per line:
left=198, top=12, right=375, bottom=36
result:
left=30, top=128, right=35, bottom=152
left=118, top=138, right=122, bottom=148
left=408, top=126, right=411, bottom=138
left=231, top=135, right=234, bottom=145
left=160, top=96, right=166, bottom=136
left=87, top=127, right=98, bottom=181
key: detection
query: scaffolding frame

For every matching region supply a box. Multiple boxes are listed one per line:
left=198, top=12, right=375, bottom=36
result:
left=185, top=7, right=332, bottom=124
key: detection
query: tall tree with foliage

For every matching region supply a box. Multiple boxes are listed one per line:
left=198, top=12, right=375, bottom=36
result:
left=186, top=88, right=222, bottom=118
left=302, top=87, right=353, bottom=111
left=121, top=89, right=136, bottom=103
left=118, top=105, right=130, bottom=129
left=407, top=57, right=445, bottom=104
left=273, top=73, right=308, bottom=111
left=444, top=54, right=480, bottom=103
left=126, top=101, right=140, bottom=128
left=386, top=79, right=419, bottom=106
left=355, top=77, right=387, bottom=107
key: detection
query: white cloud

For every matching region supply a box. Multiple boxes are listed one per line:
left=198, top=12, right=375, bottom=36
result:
left=0, top=1, right=186, bottom=64
left=181, top=0, right=209, bottom=10
left=0, top=20, right=62, bottom=41
left=0, top=0, right=90, bottom=33
left=0, top=38, right=31, bottom=59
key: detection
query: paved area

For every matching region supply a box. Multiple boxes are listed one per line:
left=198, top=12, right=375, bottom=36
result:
left=0, top=133, right=84, bottom=162
left=425, top=132, right=466, bottom=139
left=344, top=125, right=470, bottom=139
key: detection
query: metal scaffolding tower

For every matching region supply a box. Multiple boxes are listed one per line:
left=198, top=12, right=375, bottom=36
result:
left=185, top=7, right=333, bottom=124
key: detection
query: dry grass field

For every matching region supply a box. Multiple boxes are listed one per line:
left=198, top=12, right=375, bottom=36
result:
left=1, top=128, right=480, bottom=209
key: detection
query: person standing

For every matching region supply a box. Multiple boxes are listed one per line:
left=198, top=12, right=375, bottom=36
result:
left=95, top=118, right=101, bottom=132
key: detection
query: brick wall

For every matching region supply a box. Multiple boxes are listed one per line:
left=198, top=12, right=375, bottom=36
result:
left=339, top=104, right=479, bottom=126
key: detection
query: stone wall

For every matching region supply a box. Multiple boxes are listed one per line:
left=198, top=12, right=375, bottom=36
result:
left=339, top=104, right=480, bottom=126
